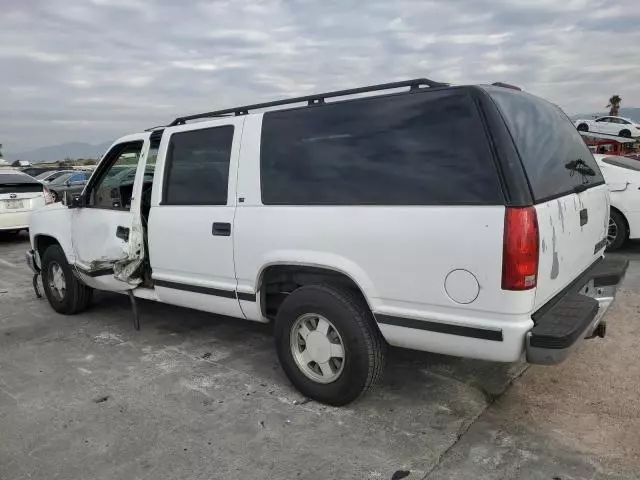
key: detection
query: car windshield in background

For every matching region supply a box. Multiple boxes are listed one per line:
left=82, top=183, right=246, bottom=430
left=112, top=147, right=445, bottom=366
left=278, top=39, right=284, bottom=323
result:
left=487, top=87, right=605, bottom=202
left=602, top=156, right=640, bottom=172
left=49, top=173, right=74, bottom=185
left=34, top=172, right=54, bottom=180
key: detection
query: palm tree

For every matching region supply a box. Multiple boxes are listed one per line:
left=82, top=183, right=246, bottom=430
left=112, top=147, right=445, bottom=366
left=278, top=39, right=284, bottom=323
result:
left=607, top=95, right=622, bottom=116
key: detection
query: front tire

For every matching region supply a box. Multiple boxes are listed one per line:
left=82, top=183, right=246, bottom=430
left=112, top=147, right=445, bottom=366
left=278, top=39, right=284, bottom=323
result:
left=274, top=284, right=386, bottom=406
left=577, top=123, right=589, bottom=132
left=606, top=210, right=628, bottom=251
left=41, top=245, right=93, bottom=314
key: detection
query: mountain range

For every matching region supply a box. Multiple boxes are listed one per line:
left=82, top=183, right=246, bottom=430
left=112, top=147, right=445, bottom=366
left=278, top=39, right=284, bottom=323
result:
left=3, top=106, right=639, bottom=164
left=3, top=141, right=112, bottom=163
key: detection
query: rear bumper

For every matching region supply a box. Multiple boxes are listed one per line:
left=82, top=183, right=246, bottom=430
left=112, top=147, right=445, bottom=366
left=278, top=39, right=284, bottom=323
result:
left=526, top=257, right=628, bottom=365
left=0, top=210, right=31, bottom=230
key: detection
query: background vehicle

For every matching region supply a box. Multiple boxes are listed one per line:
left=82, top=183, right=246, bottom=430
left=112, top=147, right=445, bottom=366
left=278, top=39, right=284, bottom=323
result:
left=575, top=116, right=640, bottom=138
left=46, top=171, right=90, bottom=202
left=0, top=170, right=49, bottom=233
left=594, top=154, right=640, bottom=250
left=34, top=169, right=75, bottom=184
left=27, top=79, right=627, bottom=405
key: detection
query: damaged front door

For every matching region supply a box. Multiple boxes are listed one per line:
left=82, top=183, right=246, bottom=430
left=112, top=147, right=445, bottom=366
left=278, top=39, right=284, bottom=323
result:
left=70, top=137, right=149, bottom=291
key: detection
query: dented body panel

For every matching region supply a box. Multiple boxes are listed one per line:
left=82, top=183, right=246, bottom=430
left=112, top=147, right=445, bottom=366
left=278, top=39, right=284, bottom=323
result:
left=534, top=185, right=609, bottom=310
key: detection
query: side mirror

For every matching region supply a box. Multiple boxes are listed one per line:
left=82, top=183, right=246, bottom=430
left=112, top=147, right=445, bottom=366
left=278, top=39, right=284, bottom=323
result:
left=62, top=191, right=83, bottom=208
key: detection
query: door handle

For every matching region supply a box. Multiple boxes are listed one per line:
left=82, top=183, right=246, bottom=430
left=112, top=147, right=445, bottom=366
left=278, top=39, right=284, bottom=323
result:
left=116, top=226, right=130, bottom=242
left=212, top=222, right=231, bottom=236
left=579, top=208, right=588, bottom=226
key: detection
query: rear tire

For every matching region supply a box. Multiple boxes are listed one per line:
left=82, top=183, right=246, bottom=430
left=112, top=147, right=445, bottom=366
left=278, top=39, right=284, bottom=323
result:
left=41, top=245, right=93, bottom=314
left=274, top=284, right=386, bottom=406
left=606, top=210, right=628, bottom=251
left=577, top=123, right=589, bottom=132
left=619, top=129, right=631, bottom=138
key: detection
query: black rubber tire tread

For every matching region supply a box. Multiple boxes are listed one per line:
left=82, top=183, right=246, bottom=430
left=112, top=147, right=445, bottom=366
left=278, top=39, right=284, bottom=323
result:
left=606, top=209, right=628, bottom=251
left=577, top=123, right=588, bottom=132
left=41, top=244, right=93, bottom=314
left=274, top=284, right=386, bottom=406
left=619, top=129, right=631, bottom=138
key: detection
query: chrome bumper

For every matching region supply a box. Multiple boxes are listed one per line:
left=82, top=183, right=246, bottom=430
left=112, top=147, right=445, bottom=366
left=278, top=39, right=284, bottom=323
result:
left=526, top=258, right=628, bottom=365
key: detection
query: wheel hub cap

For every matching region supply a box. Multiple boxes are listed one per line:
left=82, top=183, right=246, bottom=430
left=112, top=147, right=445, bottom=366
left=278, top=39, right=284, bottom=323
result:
left=306, top=331, right=332, bottom=363
left=290, top=313, right=345, bottom=384
left=48, top=262, right=66, bottom=300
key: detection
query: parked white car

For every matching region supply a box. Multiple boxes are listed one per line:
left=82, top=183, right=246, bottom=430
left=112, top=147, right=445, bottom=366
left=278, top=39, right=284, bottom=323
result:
left=575, top=116, right=640, bottom=138
left=0, top=169, right=50, bottom=233
left=594, top=154, right=640, bottom=250
left=26, top=79, right=628, bottom=405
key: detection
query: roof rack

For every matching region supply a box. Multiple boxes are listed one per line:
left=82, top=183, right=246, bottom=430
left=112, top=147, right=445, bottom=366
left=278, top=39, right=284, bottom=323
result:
left=169, top=78, right=447, bottom=126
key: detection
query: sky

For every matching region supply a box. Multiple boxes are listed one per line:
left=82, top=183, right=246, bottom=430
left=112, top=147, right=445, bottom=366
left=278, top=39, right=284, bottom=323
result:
left=2, top=0, right=639, bottom=152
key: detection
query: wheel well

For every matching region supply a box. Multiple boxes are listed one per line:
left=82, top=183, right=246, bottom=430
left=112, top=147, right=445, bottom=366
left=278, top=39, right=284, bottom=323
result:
left=619, top=129, right=631, bottom=136
left=259, top=265, right=370, bottom=320
left=34, top=235, right=60, bottom=260
left=610, top=207, right=630, bottom=238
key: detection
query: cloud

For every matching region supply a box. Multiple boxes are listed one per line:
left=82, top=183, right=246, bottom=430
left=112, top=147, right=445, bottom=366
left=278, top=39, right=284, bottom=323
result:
left=1, top=0, right=639, bottom=151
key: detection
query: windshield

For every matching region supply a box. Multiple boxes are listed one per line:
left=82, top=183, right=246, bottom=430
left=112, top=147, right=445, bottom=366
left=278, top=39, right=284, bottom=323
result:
left=34, top=171, right=53, bottom=180
left=49, top=172, right=74, bottom=185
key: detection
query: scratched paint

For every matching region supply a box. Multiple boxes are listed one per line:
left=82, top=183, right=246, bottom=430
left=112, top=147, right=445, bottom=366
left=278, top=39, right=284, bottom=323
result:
left=557, top=199, right=565, bottom=233
left=550, top=217, right=559, bottom=280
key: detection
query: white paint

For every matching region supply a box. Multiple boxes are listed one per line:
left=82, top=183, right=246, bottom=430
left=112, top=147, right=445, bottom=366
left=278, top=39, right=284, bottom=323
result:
left=0, top=171, right=45, bottom=230
left=27, top=96, right=616, bottom=368
left=148, top=117, right=246, bottom=319
left=534, top=184, right=608, bottom=310
left=574, top=116, right=640, bottom=137
left=595, top=154, right=640, bottom=239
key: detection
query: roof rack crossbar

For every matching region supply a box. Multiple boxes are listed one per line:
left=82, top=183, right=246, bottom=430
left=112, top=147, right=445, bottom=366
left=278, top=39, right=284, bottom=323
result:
left=169, top=78, right=445, bottom=126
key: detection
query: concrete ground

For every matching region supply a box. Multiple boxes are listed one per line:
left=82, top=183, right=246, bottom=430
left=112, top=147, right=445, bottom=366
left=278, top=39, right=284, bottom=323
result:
left=0, top=232, right=638, bottom=480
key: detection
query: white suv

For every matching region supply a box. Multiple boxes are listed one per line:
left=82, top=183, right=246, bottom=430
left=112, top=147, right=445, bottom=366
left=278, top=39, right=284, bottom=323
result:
left=26, top=79, right=628, bottom=405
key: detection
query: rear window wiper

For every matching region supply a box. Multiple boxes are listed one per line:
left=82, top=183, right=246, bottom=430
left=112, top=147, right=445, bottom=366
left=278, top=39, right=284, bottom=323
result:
left=565, top=159, right=596, bottom=177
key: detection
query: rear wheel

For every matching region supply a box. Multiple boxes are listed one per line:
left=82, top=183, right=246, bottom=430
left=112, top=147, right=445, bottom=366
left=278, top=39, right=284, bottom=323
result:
left=606, top=210, right=628, bottom=251
left=577, top=123, right=589, bottom=132
left=274, top=284, right=386, bottom=406
left=619, top=129, right=631, bottom=138
left=41, top=245, right=93, bottom=314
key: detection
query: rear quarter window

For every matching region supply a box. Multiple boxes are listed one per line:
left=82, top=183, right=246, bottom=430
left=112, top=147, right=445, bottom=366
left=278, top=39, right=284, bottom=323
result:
left=260, top=88, right=503, bottom=206
left=487, top=88, right=604, bottom=203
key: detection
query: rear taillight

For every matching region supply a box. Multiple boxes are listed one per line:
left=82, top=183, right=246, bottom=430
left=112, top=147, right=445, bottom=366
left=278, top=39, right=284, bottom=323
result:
left=502, top=207, right=539, bottom=291
left=43, top=187, right=55, bottom=205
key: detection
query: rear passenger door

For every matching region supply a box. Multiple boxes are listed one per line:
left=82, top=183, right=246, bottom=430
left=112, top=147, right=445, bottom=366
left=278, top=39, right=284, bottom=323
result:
left=148, top=118, right=245, bottom=319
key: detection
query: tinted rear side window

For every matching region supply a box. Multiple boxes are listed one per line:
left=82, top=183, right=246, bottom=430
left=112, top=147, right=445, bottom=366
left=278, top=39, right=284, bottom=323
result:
left=487, top=88, right=604, bottom=203
left=260, top=89, right=503, bottom=205
left=163, top=126, right=234, bottom=205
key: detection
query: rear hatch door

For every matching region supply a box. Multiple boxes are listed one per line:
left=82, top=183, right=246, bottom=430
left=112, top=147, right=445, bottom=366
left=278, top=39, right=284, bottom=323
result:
left=0, top=172, right=44, bottom=212
left=488, top=88, right=608, bottom=309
